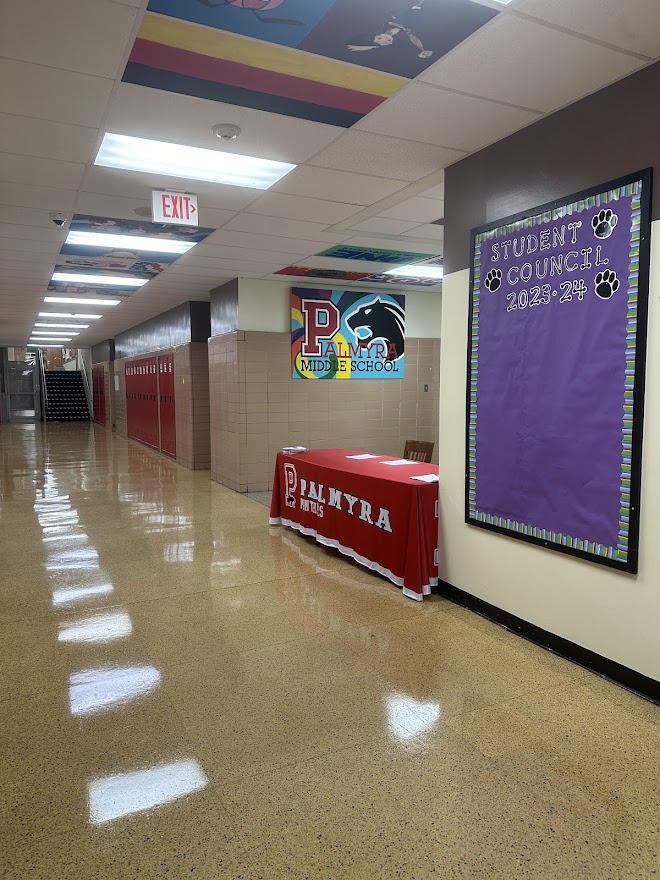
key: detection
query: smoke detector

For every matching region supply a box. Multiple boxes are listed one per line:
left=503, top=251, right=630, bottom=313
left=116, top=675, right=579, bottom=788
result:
left=133, top=206, right=152, bottom=218
left=212, top=123, right=241, bottom=140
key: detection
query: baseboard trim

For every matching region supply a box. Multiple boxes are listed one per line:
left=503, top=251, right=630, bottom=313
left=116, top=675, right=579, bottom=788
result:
left=436, top=581, right=660, bottom=706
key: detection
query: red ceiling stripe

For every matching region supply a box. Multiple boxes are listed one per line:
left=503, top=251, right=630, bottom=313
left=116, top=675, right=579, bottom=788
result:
left=130, top=39, right=386, bottom=116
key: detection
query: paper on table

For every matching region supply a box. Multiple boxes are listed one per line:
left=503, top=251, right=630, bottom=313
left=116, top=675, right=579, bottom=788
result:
left=346, top=454, right=381, bottom=460
left=381, top=459, right=418, bottom=466
left=283, top=446, right=307, bottom=454
left=411, top=473, right=439, bottom=483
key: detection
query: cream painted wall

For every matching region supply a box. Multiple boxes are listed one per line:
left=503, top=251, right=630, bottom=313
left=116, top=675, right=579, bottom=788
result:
left=237, top=278, right=442, bottom=337
left=438, top=221, right=660, bottom=681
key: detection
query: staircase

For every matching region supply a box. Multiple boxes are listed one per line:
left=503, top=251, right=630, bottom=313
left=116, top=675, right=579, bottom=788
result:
left=44, top=371, right=90, bottom=422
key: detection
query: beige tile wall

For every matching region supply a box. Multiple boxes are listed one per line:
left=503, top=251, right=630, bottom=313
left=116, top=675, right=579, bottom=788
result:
left=209, top=330, right=439, bottom=493
left=107, top=344, right=210, bottom=470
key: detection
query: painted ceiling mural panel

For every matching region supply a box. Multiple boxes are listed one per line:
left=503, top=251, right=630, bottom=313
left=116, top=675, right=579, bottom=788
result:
left=122, top=0, right=498, bottom=126
left=49, top=215, right=213, bottom=301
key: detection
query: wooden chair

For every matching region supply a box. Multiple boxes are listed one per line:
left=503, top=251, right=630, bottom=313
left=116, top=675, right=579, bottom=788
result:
left=403, top=440, right=434, bottom=463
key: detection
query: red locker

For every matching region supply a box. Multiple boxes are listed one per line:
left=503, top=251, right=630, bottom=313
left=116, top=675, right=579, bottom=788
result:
left=158, top=353, right=176, bottom=458
left=126, top=358, right=159, bottom=450
left=92, top=367, right=105, bottom=425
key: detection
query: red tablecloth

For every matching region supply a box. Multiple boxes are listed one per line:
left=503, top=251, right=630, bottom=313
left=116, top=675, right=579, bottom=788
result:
left=269, top=449, right=439, bottom=601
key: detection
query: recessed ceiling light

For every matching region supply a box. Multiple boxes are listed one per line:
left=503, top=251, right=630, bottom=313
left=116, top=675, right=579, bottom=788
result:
left=51, top=272, right=146, bottom=287
left=44, top=297, right=121, bottom=306
left=35, top=322, right=90, bottom=329
left=384, top=264, right=444, bottom=280
left=39, top=312, right=102, bottom=319
left=31, top=337, right=73, bottom=343
left=95, top=133, right=296, bottom=189
left=28, top=343, right=66, bottom=348
left=66, top=231, right=195, bottom=254
left=32, top=331, right=78, bottom=337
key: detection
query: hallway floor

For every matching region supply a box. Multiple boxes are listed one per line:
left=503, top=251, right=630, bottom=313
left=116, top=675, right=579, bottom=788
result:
left=0, top=423, right=658, bottom=879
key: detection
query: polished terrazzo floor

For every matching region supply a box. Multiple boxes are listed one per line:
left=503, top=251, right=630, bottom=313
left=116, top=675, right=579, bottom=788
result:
left=1, top=423, right=658, bottom=879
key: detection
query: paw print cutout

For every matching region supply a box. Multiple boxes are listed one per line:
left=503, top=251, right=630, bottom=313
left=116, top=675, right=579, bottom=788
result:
left=592, top=208, right=618, bottom=239
left=484, top=268, right=502, bottom=292
left=595, top=269, right=620, bottom=300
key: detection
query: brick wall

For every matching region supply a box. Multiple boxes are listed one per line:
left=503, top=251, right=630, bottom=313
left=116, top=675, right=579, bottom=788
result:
left=209, top=330, right=439, bottom=493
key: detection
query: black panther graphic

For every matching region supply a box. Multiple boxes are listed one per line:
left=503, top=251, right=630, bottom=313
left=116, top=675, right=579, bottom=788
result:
left=346, top=298, right=405, bottom=361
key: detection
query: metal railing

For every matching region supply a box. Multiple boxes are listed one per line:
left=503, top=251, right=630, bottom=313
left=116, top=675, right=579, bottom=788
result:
left=77, top=350, right=92, bottom=417
left=38, top=349, right=48, bottom=421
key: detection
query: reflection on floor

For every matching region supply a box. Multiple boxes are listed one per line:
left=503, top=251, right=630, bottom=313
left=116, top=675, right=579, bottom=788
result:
left=0, top=423, right=658, bottom=879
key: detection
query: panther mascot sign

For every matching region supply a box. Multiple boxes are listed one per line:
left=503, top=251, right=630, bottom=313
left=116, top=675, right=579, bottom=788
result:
left=291, top=287, right=406, bottom=379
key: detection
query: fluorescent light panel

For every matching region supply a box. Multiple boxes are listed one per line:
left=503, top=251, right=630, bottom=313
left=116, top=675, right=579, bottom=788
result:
left=28, top=343, right=66, bottom=348
left=66, top=231, right=194, bottom=254
left=45, top=297, right=121, bottom=306
left=52, top=272, right=146, bottom=287
left=384, top=264, right=444, bottom=280
left=32, top=331, right=78, bottom=336
left=35, top=322, right=89, bottom=329
left=95, top=132, right=296, bottom=189
left=39, top=312, right=102, bottom=319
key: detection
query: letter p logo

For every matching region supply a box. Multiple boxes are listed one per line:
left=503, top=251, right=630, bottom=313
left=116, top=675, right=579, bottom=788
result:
left=284, top=464, right=297, bottom=508
left=301, top=300, right=340, bottom=356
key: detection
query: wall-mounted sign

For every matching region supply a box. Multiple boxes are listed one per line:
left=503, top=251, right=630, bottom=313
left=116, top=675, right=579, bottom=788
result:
left=152, top=190, right=198, bottom=226
left=466, top=170, right=653, bottom=572
left=292, top=288, right=405, bottom=380
left=317, top=245, right=434, bottom=264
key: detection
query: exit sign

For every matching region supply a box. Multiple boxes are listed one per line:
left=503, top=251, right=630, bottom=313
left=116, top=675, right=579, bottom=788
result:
left=152, top=190, right=198, bottom=226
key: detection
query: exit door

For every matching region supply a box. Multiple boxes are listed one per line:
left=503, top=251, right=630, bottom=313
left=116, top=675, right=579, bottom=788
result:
left=158, top=353, right=176, bottom=458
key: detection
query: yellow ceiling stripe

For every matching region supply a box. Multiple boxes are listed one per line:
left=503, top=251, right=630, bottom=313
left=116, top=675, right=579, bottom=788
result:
left=138, top=13, right=406, bottom=98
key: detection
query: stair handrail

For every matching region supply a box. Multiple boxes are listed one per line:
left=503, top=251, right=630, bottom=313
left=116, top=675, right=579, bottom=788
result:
left=78, top=350, right=92, bottom=417
left=38, top=349, right=48, bottom=421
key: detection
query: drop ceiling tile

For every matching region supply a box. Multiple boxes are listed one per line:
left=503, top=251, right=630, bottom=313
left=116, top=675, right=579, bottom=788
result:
left=0, top=182, right=76, bottom=212
left=273, top=166, right=408, bottom=205
left=106, top=83, right=342, bottom=163
left=380, top=197, right=445, bottom=223
left=0, top=0, right=138, bottom=79
left=0, top=223, right=66, bottom=244
left=0, top=205, right=62, bottom=229
left=0, top=60, right=114, bottom=128
left=420, top=15, right=644, bottom=113
left=344, top=236, right=440, bottom=256
left=418, top=181, right=445, bottom=201
left=0, top=237, right=60, bottom=254
left=184, top=248, right=306, bottom=266
left=222, top=213, right=342, bottom=243
left=401, top=224, right=445, bottom=242
left=356, top=82, right=541, bottom=152
left=349, top=218, right=422, bottom=236
left=166, top=259, right=285, bottom=276
left=199, top=229, right=342, bottom=255
left=80, top=166, right=261, bottom=211
left=0, top=115, right=99, bottom=165
left=0, top=154, right=86, bottom=190
left=246, top=192, right=361, bottom=225
left=517, top=0, right=660, bottom=59
left=308, top=131, right=466, bottom=180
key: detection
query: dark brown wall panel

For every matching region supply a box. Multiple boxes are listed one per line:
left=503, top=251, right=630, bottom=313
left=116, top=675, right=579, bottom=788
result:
left=92, top=339, right=115, bottom=364
left=444, top=61, right=660, bottom=273
left=210, top=279, right=239, bottom=338
left=115, top=302, right=210, bottom=360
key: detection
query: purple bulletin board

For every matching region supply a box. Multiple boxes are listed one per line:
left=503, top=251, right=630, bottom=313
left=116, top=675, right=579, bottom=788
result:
left=466, top=170, right=653, bottom=573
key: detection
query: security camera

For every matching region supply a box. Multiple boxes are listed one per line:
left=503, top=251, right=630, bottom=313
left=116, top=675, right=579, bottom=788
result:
left=50, top=212, right=68, bottom=228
